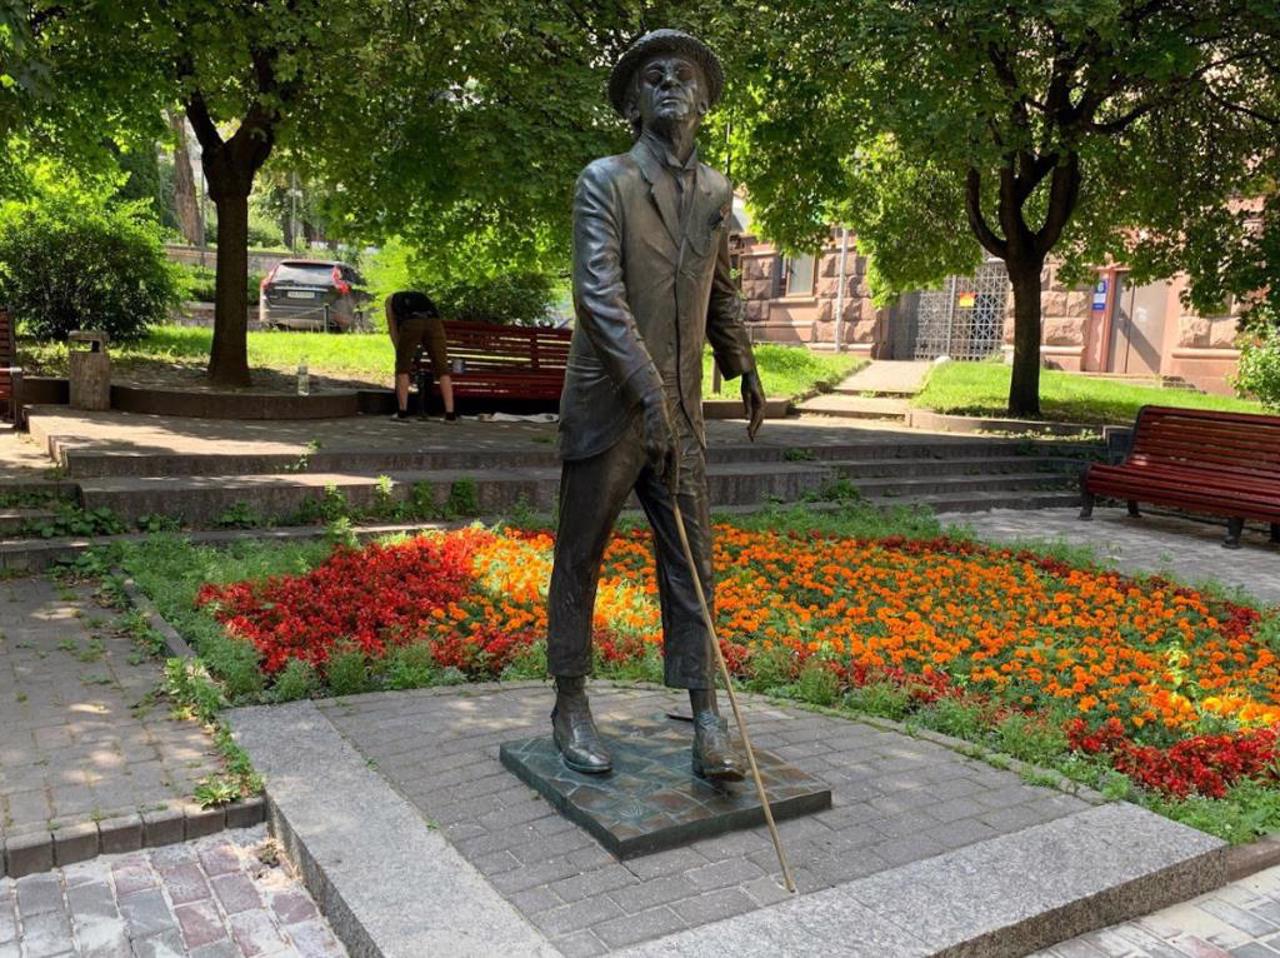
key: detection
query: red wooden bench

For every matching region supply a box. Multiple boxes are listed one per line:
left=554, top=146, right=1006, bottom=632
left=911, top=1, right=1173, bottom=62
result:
left=1080, top=405, right=1280, bottom=549
left=0, top=308, right=19, bottom=423
left=412, top=320, right=572, bottom=402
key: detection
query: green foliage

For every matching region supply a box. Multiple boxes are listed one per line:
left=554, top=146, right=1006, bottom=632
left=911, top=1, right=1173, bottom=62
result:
left=794, top=661, right=840, bottom=707
left=703, top=346, right=859, bottom=401
left=1233, top=322, right=1280, bottom=411
left=434, top=272, right=557, bottom=327
left=915, top=361, right=1261, bottom=425
left=384, top=643, right=440, bottom=690
left=272, top=659, right=320, bottom=702
left=0, top=183, right=180, bottom=343
left=325, top=647, right=371, bottom=697
left=746, top=643, right=795, bottom=692
left=164, top=657, right=227, bottom=725
left=177, top=262, right=263, bottom=307
left=213, top=502, right=264, bottom=530
left=501, top=639, right=547, bottom=681
left=444, top=479, right=481, bottom=519
left=844, top=680, right=912, bottom=721
left=23, top=503, right=127, bottom=539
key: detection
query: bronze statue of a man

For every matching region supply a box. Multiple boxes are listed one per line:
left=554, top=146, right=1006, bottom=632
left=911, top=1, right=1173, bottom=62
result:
left=547, top=29, right=765, bottom=781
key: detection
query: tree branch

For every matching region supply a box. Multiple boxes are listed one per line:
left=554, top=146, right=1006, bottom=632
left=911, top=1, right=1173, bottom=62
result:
left=966, top=168, right=1007, bottom=259
left=185, top=90, right=222, bottom=152
left=1036, top=153, right=1081, bottom=257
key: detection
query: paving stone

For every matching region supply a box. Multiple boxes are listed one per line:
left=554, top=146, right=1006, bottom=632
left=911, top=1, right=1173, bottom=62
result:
left=284, top=920, right=345, bottom=957
left=672, top=887, right=756, bottom=925
left=553, top=929, right=609, bottom=958
left=19, top=908, right=74, bottom=958
left=119, top=887, right=177, bottom=939
left=159, top=862, right=210, bottom=906
left=609, top=875, right=699, bottom=915
left=97, top=815, right=144, bottom=856
left=129, top=929, right=186, bottom=958
left=549, top=864, right=636, bottom=903
left=197, top=841, right=241, bottom=878
left=175, top=899, right=228, bottom=950
left=229, top=908, right=290, bottom=956
left=15, top=872, right=64, bottom=915
left=4, top=829, right=54, bottom=878
left=110, top=858, right=156, bottom=898
left=183, top=805, right=226, bottom=841
left=141, top=806, right=185, bottom=848
left=210, top=871, right=262, bottom=915
left=532, top=896, right=625, bottom=936
left=52, top=820, right=99, bottom=866
left=268, top=887, right=319, bottom=926
left=594, top=905, right=688, bottom=949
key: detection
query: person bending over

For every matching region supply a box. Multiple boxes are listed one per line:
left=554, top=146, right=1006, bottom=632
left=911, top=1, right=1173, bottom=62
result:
left=385, top=290, right=456, bottom=422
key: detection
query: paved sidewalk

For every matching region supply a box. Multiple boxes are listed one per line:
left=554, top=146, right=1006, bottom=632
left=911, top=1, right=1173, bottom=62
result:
left=1039, top=860, right=1280, bottom=957
left=0, top=825, right=345, bottom=957
left=836, top=360, right=933, bottom=396
left=955, top=508, right=1280, bottom=606
left=0, top=576, right=221, bottom=855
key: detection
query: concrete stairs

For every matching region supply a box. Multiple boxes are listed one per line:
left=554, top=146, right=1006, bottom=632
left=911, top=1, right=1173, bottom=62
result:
left=794, top=395, right=910, bottom=421
left=0, top=508, right=57, bottom=535
left=63, top=440, right=1095, bottom=526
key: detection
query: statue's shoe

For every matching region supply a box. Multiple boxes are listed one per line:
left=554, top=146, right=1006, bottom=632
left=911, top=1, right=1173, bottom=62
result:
left=691, top=712, right=745, bottom=782
left=552, top=692, right=612, bottom=774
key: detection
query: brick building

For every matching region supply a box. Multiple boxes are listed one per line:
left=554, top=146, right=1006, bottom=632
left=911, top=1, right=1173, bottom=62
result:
left=733, top=220, right=1244, bottom=395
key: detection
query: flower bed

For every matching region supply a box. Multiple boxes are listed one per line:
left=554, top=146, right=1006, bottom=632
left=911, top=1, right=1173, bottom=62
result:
left=195, top=526, right=1280, bottom=814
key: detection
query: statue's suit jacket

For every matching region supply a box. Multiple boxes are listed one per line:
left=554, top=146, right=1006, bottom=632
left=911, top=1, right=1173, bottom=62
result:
left=558, top=139, right=756, bottom=462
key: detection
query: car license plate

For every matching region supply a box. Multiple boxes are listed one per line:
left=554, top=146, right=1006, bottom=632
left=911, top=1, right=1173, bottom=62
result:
left=286, top=290, right=314, bottom=299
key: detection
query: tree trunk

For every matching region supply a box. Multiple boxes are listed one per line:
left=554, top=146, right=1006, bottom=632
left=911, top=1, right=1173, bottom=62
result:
left=1006, top=258, right=1044, bottom=418
left=168, top=113, right=204, bottom=246
left=208, top=190, right=252, bottom=386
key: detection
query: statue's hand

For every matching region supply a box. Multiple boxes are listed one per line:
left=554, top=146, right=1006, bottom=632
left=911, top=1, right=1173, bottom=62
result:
left=641, top=392, right=678, bottom=486
left=742, top=370, right=766, bottom=441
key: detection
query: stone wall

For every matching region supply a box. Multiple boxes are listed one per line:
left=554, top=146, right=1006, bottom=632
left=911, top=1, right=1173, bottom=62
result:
left=738, top=234, right=885, bottom=349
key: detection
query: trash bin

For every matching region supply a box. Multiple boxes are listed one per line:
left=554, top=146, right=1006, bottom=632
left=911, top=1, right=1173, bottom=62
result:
left=68, top=329, right=111, bottom=411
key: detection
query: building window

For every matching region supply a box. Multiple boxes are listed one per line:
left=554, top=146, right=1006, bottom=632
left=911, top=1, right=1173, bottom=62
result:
left=784, top=254, right=816, bottom=296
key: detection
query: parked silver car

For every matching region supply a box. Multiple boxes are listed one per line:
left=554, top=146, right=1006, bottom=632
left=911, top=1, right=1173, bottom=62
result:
left=259, top=260, right=371, bottom=332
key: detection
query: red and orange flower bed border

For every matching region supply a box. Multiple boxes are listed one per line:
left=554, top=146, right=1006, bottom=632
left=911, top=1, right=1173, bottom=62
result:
left=195, top=526, right=1280, bottom=802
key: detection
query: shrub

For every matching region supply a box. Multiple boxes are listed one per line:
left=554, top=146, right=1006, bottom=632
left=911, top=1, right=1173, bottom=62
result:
left=0, top=194, right=180, bottom=342
left=325, top=647, right=371, bottom=696
left=272, top=659, right=320, bottom=702
left=1234, top=321, right=1280, bottom=411
left=178, top=263, right=264, bottom=306
left=434, top=271, right=556, bottom=326
left=385, top=642, right=439, bottom=690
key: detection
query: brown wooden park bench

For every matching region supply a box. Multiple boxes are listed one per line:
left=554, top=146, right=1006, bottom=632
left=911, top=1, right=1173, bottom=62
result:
left=1080, top=405, right=1280, bottom=549
left=0, top=307, right=20, bottom=423
left=413, top=319, right=572, bottom=403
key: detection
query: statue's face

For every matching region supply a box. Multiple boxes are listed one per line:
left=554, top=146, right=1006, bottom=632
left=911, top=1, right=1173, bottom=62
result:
left=629, top=53, right=706, bottom=135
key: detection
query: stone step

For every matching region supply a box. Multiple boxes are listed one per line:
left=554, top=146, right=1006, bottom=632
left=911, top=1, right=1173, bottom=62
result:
left=868, top=489, right=1083, bottom=514
left=0, top=508, right=57, bottom=535
left=832, top=385, right=919, bottom=398
left=795, top=396, right=910, bottom=420
left=36, top=425, right=1100, bottom=478
left=847, top=472, right=1075, bottom=501
left=77, top=455, right=1081, bottom=527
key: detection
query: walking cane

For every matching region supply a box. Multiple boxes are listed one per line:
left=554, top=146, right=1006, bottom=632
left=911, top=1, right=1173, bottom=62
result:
left=669, top=462, right=797, bottom=894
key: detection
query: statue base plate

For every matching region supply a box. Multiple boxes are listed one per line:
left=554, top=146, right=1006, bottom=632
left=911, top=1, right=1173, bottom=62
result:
left=498, top=717, right=832, bottom=859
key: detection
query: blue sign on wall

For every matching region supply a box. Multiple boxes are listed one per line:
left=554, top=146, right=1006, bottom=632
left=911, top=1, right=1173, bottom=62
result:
left=1091, top=278, right=1108, bottom=312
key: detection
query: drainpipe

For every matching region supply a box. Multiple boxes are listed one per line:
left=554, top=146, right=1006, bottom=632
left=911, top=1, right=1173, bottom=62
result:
left=834, top=226, right=850, bottom=352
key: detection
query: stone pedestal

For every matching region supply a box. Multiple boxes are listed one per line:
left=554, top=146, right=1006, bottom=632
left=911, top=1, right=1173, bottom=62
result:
left=499, top=716, right=831, bottom=859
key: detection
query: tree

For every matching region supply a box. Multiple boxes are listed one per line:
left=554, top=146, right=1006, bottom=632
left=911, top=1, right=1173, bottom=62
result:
left=733, top=0, right=1280, bottom=415
left=168, top=111, right=204, bottom=247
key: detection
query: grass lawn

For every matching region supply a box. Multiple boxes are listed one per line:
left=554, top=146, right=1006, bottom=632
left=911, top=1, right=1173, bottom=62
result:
left=19, top=326, right=860, bottom=399
left=100, top=502, right=1280, bottom=843
left=914, top=360, right=1263, bottom=425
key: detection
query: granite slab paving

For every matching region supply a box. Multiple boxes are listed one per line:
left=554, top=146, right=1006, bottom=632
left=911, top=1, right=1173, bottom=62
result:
left=954, top=508, right=1280, bottom=606
left=230, top=683, right=1226, bottom=956
left=1037, top=859, right=1280, bottom=957
left=0, top=575, right=228, bottom=875
left=0, top=824, right=346, bottom=956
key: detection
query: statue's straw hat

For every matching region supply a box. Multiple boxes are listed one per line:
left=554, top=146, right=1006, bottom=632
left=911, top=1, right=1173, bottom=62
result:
left=608, top=29, right=724, bottom=117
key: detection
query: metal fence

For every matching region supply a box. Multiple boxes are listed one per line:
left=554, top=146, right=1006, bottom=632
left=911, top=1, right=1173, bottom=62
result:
left=911, top=260, right=1009, bottom=361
